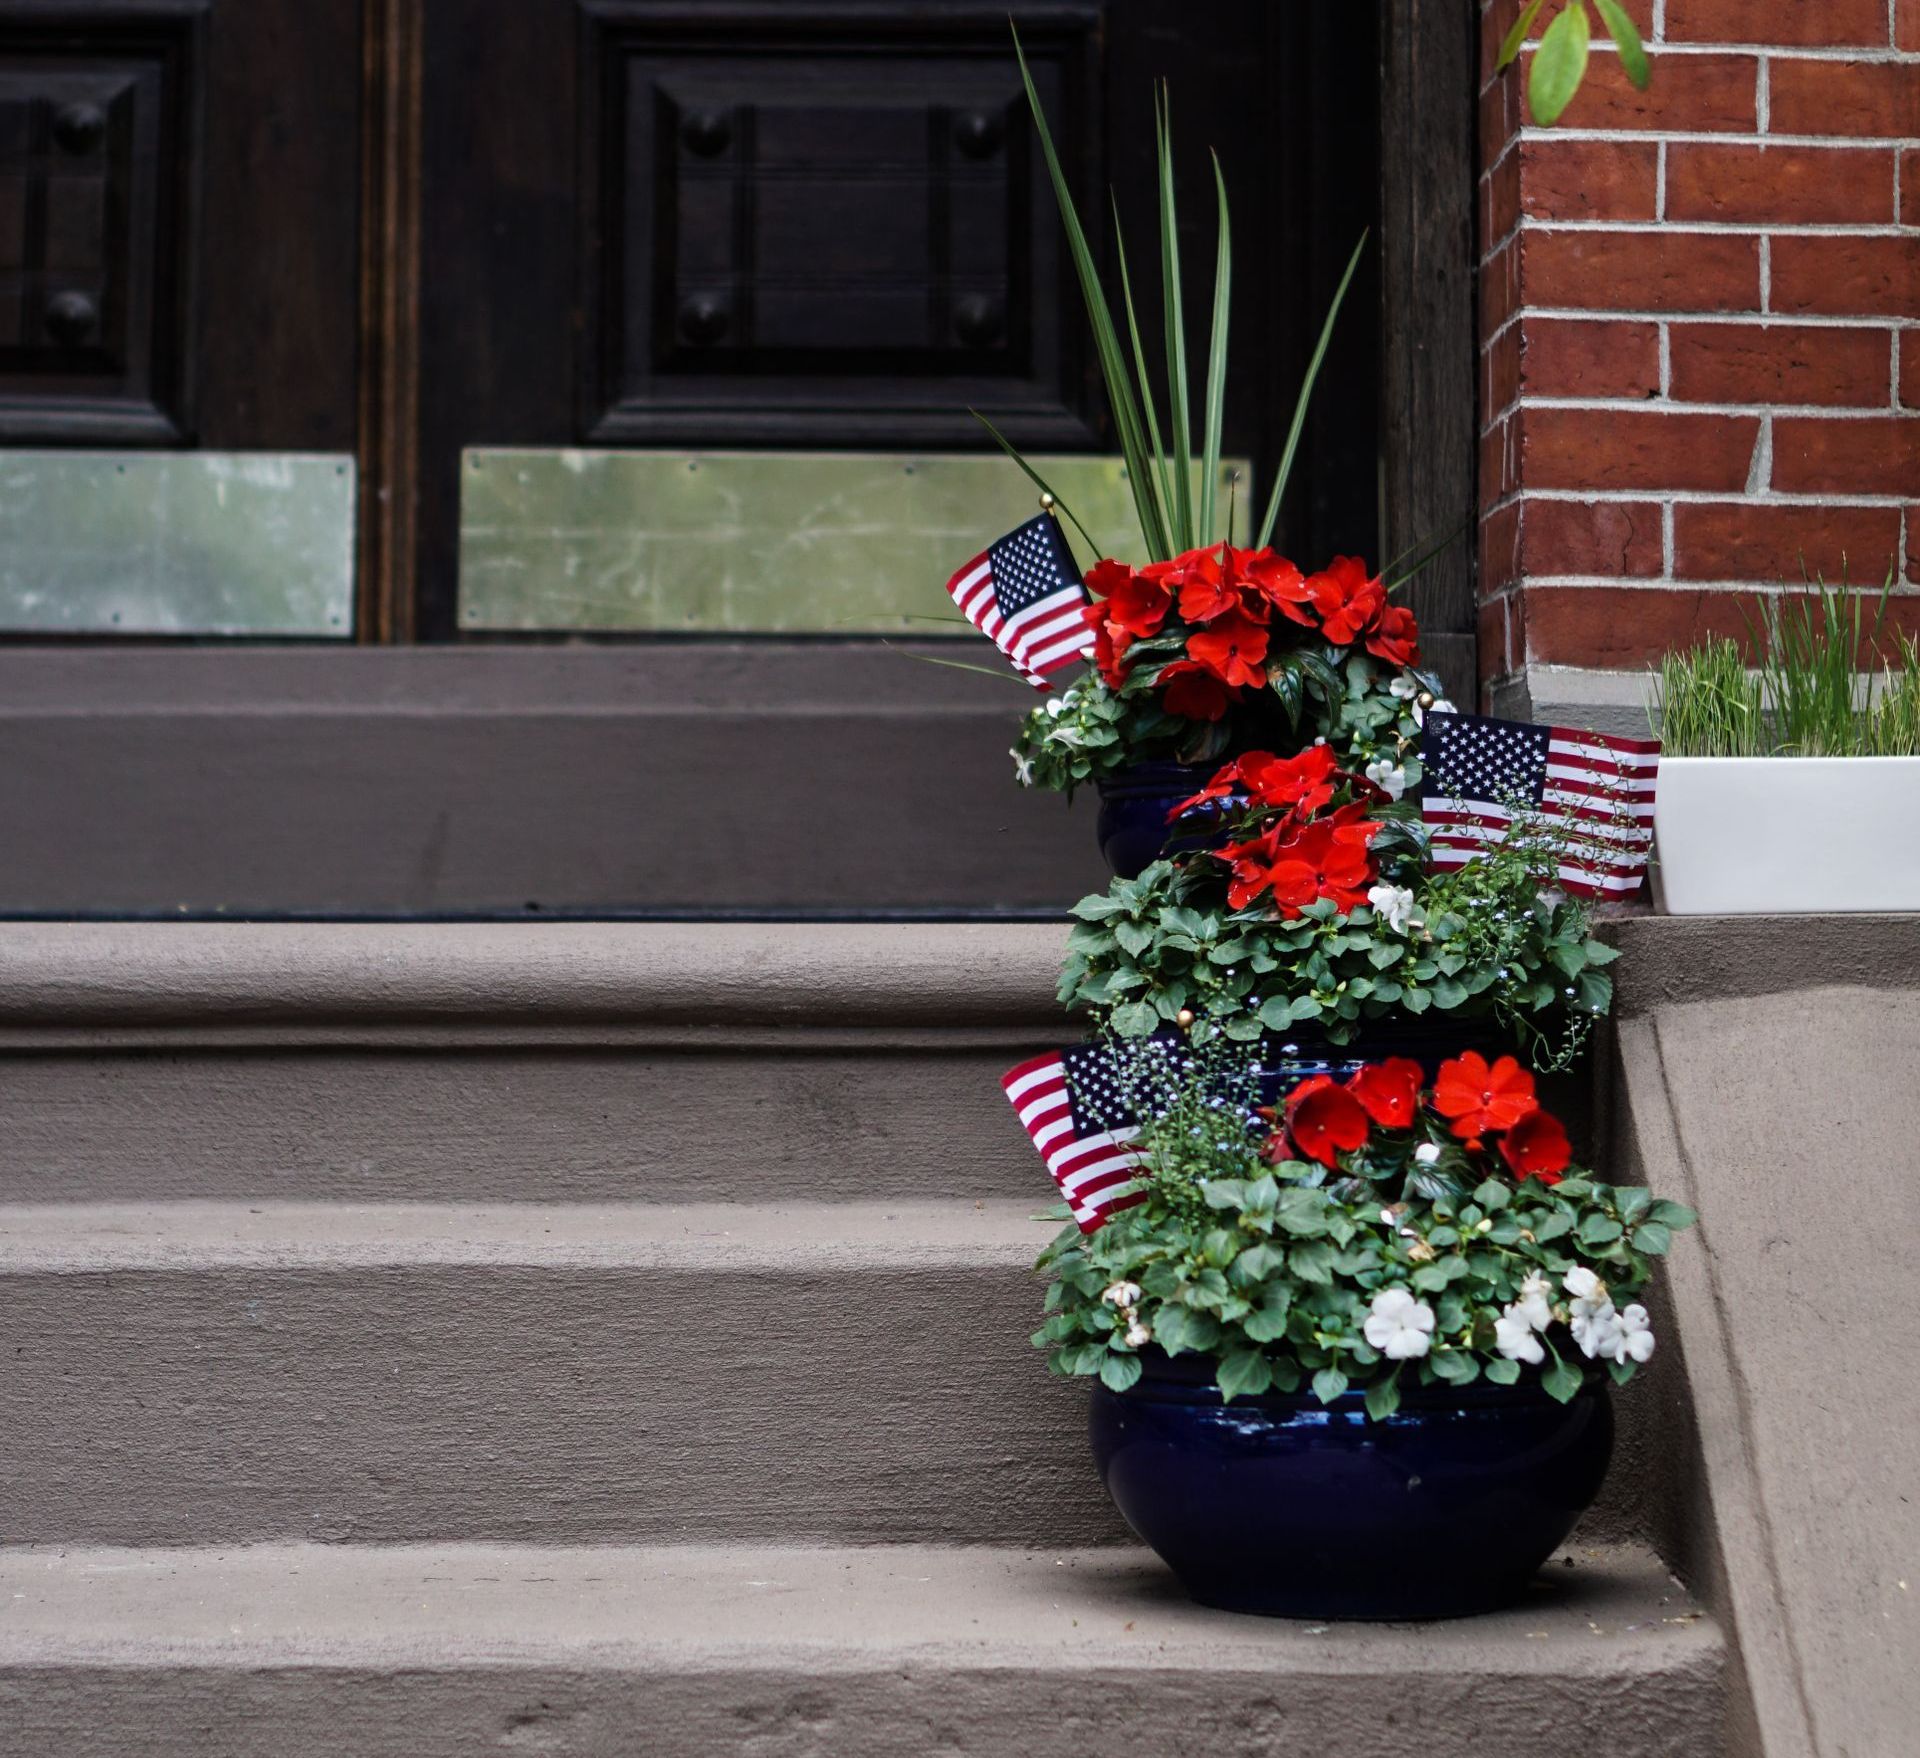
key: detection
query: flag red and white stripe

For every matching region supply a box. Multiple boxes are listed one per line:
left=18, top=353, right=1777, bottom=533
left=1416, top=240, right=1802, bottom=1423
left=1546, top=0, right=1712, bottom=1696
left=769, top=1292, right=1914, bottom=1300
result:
left=1002, top=1050, right=1148, bottom=1233
left=946, top=513, right=1096, bottom=689
left=1422, top=713, right=1660, bottom=901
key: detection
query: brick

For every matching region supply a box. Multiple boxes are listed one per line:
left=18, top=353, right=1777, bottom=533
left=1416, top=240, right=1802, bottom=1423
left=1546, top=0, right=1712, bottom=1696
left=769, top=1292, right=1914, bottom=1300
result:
left=1520, top=498, right=1665, bottom=578
left=1520, top=586, right=1920, bottom=668
left=1768, top=60, right=1920, bottom=140
left=1521, top=230, right=1760, bottom=313
left=1480, top=238, right=1520, bottom=342
left=1480, top=415, right=1517, bottom=510
left=1486, top=146, right=1522, bottom=249
left=1667, top=0, right=1887, bottom=47
left=1518, top=407, right=1760, bottom=492
left=1486, top=324, right=1522, bottom=418
left=1671, top=502, right=1903, bottom=581
left=1666, top=144, right=1894, bottom=227
left=1520, top=138, right=1658, bottom=223
left=1477, top=594, right=1510, bottom=685
left=1771, top=237, right=1920, bottom=320
left=1903, top=335, right=1920, bottom=410
left=1479, top=83, right=1514, bottom=174
left=1482, top=501, right=1522, bottom=595
left=1667, top=324, right=1893, bottom=408
left=1903, top=150, right=1919, bottom=231
left=1899, top=0, right=1920, bottom=53
left=1520, top=50, right=1758, bottom=132
left=1480, top=2, right=1529, bottom=86
left=1772, top=416, right=1920, bottom=497
left=1521, top=317, right=1662, bottom=399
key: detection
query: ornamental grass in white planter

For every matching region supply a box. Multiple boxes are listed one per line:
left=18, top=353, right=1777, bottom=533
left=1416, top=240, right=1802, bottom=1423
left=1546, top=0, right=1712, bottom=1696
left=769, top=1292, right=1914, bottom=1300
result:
left=1651, top=588, right=1920, bottom=915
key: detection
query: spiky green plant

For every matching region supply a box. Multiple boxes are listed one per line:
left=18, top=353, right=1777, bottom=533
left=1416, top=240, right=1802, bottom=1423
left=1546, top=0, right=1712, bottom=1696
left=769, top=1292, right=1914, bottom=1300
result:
left=991, top=26, right=1365, bottom=564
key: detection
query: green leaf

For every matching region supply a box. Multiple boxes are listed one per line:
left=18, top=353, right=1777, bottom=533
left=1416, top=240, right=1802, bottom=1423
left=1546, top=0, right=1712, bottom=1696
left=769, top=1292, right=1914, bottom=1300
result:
left=1110, top=1000, right=1160, bottom=1038
left=1473, top=1179, right=1513, bottom=1212
left=1258, top=995, right=1300, bottom=1029
left=1152, top=1305, right=1220, bottom=1356
left=1364, top=1374, right=1402, bottom=1421
left=1631, top=1221, right=1673, bottom=1255
left=970, top=410, right=1102, bottom=557
left=1648, top=1199, right=1698, bottom=1231
left=1198, top=153, right=1232, bottom=545
left=1530, top=2, right=1592, bottom=127
left=1288, top=1239, right=1337, bottom=1283
left=1578, top=1212, right=1624, bottom=1247
left=1497, top=0, right=1547, bottom=69
left=1114, top=919, right=1153, bottom=957
left=1541, top=1351, right=1584, bottom=1404
left=1592, top=0, right=1650, bottom=88
left=1256, top=231, right=1368, bottom=548
left=1241, top=1286, right=1294, bottom=1343
left=1311, top=1366, right=1349, bottom=1405
left=1429, top=1349, right=1481, bottom=1386
left=1099, top=1352, right=1144, bottom=1393
left=1111, top=203, right=1179, bottom=548
left=1154, top=90, right=1193, bottom=550
left=1484, top=1356, right=1523, bottom=1385
left=1274, top=1187, right=1332, bottom=1237
left=1217, top=1349, right=1274, bottom=1402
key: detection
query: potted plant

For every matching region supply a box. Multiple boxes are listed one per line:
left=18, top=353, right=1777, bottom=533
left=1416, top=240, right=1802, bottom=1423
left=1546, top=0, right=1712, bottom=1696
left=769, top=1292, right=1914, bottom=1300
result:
left=1652, top=583, right=1920, bottom=913
left=1029, top=1041, right=1696, bottom=1619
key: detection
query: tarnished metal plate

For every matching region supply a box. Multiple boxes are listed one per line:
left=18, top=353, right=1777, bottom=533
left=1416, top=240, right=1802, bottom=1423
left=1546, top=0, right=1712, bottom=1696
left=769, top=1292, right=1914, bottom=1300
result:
left=0, top=453, right=355, bottom=636
left=458, top=450, right=1251, bottom=633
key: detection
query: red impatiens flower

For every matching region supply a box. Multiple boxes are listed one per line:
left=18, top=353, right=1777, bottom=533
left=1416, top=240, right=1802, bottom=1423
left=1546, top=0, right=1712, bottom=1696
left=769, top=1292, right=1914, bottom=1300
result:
left=1085, top=603, right=1135, bottom=690
left=1174, top=544, right=1272, bottom=626
left=1433, top=1051, right=1538, bottom=1143
left=1239, top=744, right=1340, bottom=816
left=1303, top=556, right=1385, bottom=646
left=1185, top=611, right=1270, bottom=689
left=1247, top=552, right=1317, bottom=627
left=1256, top=806, right=1381, bottom=918
left=1085, top=557, right=1175, bottom=639
left=1365, top=601, right=1421, bottom=668
left=1285, top=1074, right=1371, bottom=1168
left=1347, top=1058, right=1424, bottom=1130
left=1499, top=1106, right=1572, bottom=1184
left=1158, top=659, right=1232, bottom=722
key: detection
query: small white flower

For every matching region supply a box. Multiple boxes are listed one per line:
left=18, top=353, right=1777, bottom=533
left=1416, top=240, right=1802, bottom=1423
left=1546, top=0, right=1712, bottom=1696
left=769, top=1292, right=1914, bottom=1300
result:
left=1563, top=1265, right=1606, bottom=1302
left=1413, top=1141, right=1442, bottom=1167
left=1102, top=1280, right=1141, bottom=1308
left=1605, top=1303, right=1656, bottom=1365
left=1367, top=883, right=1420, bottom=935
left=1495, top=1306, right=1547, bottom=1365
left=1515, top=1271, right=1554, bottom=1332
left=1363, top=1288, right=1436, bottom=1361
left=1010, top=748, right=1035, bottom=787
left=1380, top=1208, right=1399, bottom=1226
left=1124, top=1322, right=1152, bottom=1349
left=1045, top=695, right=1067, bottom=718
left=1364, top=759, right=1409, bottom=800
left=1570, top=1293, right=1621, bottom=1360
left=1389, top=674, right=1419, bottom=701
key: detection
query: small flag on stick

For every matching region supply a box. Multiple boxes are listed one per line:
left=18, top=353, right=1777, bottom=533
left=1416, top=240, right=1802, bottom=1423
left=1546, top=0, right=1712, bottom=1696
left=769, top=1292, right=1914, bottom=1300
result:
left=946, top=512, right=1095, bottom=687
left=1420, top=712, right=1660, bottom=901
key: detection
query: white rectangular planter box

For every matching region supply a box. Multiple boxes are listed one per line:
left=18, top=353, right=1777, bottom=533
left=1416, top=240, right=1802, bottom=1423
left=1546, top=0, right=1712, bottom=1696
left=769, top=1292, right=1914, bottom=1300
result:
left=1653, top=755, right=1920, bottom=914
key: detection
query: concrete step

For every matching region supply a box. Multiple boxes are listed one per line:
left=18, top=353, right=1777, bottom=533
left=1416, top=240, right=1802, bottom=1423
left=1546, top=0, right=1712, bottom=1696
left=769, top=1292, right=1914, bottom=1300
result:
left=0, top=1198, right=1114, bottom=1548
left=0, top=922, right=1067, bottom=1203
left=0, top=1539, right=1726, bottom=1757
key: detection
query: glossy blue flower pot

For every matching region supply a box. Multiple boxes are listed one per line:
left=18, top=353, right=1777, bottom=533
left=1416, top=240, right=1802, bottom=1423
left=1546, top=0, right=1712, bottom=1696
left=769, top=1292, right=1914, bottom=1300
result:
left=1090, top=1350, right=1613, bottom=1620
left=1094, top=762, right=1235, bottom=878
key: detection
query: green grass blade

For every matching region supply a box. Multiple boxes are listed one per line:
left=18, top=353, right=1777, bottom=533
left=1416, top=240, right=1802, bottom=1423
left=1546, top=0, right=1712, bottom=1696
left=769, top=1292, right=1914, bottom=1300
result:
left=1114, top=208, right=1179, bottom=546
left=1156, top=90, right=1193, bottom=551
left=1198, top=153, right=1231, bottom=547
left=1012, top=26, right=1170, bottom=559
left=885, top=642, right=1043, bottom=688
left=1530, top=1, right=1592, bottom=127
left=1382, top=516, right=1473, bottom=594
left=970, top=409, right=1103, bottom=557
left=1256, top=230, right=1368, bottom=549
left=1591, top=0, right=1649, bottom=89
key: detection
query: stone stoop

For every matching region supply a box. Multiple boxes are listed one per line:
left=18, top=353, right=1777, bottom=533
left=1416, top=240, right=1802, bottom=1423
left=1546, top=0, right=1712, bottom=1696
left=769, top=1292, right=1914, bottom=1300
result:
left=0, top=923, right=1733, bottom=1754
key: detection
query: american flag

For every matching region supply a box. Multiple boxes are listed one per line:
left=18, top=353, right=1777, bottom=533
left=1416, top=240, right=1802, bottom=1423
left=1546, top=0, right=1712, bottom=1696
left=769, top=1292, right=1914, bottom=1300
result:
left=1421, top=712, right=1660, bottom=900
left=1002, top=1036, right=1365, bottom=1233
left=946, top=513, right=1095, bottom=687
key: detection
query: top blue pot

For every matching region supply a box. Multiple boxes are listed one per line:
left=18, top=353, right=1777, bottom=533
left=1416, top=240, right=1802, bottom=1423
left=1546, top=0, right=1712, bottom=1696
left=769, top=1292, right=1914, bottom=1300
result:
left=1094, top=761, right=1233, bottom=878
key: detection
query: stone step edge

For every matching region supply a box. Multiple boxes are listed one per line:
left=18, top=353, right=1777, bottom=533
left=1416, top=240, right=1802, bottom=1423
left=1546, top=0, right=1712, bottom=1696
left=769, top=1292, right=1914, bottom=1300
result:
left=0, top=922, right=1070, bottom=1047
left=0, top=1539, right=1719, bottom=1678
left=0, top=1199, right=1059, bottom=1274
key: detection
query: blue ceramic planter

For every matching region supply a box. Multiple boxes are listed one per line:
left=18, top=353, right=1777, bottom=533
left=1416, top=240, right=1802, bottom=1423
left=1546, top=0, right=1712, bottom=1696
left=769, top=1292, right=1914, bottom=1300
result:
left=1094, top=762, right=1235, bottom=878
left=1091, top=1350, right=1613, bottom=1620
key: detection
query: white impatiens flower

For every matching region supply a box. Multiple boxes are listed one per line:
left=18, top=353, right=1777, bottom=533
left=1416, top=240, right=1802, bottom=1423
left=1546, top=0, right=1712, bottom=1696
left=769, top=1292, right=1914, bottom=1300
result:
left=1563, top=1264, right=1621, bottom=1359
left=1124, top=1322, right=1152, bottom=1349
left=1363, top=1288, right=1436, bottom=1361
left=1389, top=674, right=1419, bottom=701
left=1563, top=1266, right=1606, bottom=1301
left=1045, top=694, right=1068, bottom=719
left=1010, top=748, right=1035, bottom=787
left=1413, top=1141, right=1443, bottom=1167
left=1101, top=1280, right=1142, bottom=1308
left=1605, top=1303, right=1656, bottom=1365
left=1495, top=1306, right=1547, bottom=1365
left=1514, top=1270, right=1554, bottom=1333
left=1367, top=883, right=1420, bottom=934
left=1365, top=758, right=1409, bottom=800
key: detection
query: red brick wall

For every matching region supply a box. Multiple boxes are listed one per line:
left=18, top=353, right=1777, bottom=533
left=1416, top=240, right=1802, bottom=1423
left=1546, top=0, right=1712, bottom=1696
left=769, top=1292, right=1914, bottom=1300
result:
left=1477, top=0, right=1920, bottom=698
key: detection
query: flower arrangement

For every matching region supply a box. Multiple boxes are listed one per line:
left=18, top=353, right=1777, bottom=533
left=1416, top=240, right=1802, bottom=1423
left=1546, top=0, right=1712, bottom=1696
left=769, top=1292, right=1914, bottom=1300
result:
left=1033, top=1046, right=1696, bottom=1418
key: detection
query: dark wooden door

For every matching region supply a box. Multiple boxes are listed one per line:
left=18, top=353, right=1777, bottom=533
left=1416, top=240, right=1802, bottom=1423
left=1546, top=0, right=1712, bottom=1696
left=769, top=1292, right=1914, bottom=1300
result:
left=412, top=0, right=1380, bottom=637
